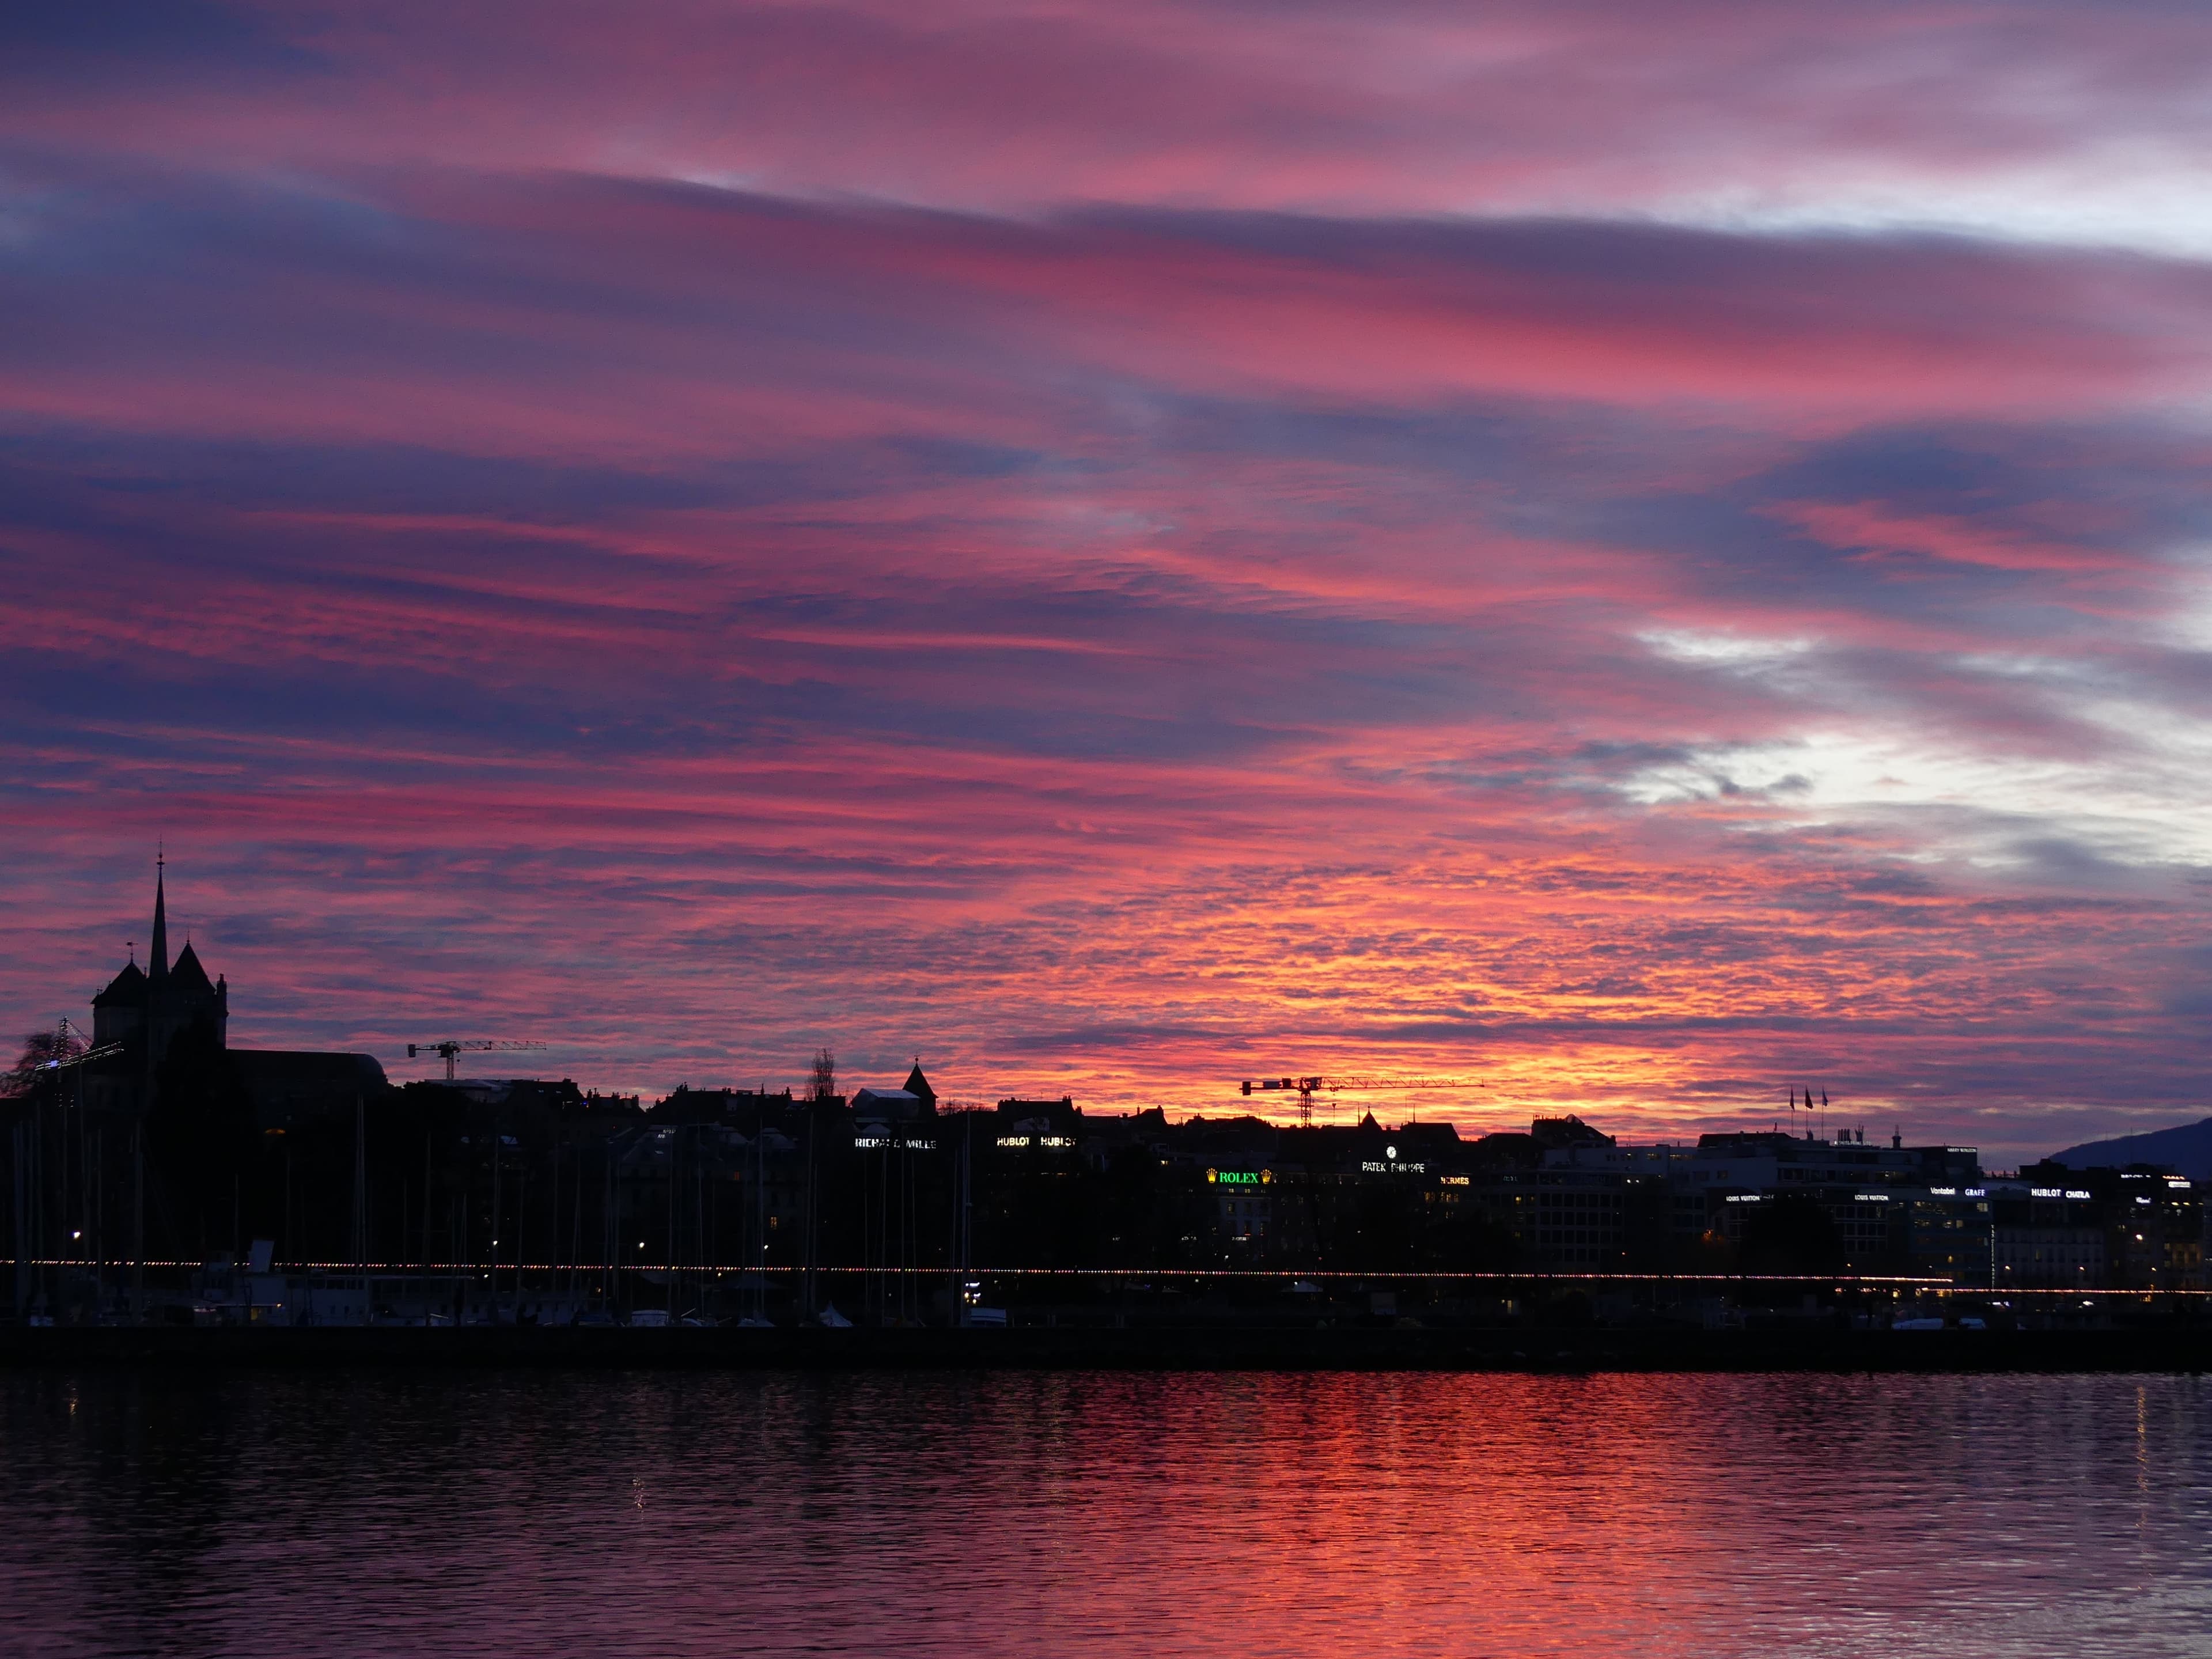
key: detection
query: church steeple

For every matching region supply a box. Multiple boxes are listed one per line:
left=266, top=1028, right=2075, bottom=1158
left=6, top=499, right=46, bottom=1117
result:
left=903, top=1059, right=937, bottom=1111
left=149, top=850, right=169, bottom=984
left=92, top=855, right=226, bottom=1063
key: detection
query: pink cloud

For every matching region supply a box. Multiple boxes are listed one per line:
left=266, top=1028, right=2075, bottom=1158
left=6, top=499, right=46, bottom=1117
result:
left=2, top=4, right=2210, bottom=1164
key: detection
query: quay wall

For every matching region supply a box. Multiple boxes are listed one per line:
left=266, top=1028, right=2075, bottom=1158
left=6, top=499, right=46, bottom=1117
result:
left=2, top=1323, right=2207, bottom=1373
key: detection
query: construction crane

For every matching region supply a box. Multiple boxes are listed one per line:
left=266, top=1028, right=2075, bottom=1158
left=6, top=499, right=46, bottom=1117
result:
left=28, top=1019, right=124, bottom=1075
left=407, top=1039, right=546, bottom=1082
left=36, top=1043, right=126, bottom=1073
left=1240, top=1074, right=1484, bottom=1127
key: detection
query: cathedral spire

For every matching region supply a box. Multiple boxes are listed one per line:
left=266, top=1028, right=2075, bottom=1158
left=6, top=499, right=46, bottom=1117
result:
left=149, top=849, right=169, bottom=984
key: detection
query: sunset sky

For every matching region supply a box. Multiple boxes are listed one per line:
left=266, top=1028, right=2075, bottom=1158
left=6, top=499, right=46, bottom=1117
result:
left=5, top=2, right=2210, bottom=1162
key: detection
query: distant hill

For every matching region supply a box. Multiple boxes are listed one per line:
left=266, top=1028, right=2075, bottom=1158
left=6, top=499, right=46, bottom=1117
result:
left=2047, top=1118, right=2212, bottom=1180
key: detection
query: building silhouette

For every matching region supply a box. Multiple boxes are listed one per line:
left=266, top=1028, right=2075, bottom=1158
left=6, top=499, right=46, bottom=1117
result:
left=80, top=860, right=384, bottom=1120
left=89, top=857, right=228, bottom=1068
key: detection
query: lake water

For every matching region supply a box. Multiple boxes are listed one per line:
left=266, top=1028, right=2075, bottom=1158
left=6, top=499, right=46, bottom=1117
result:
left=2, top=1370, right=2207, bottom=1656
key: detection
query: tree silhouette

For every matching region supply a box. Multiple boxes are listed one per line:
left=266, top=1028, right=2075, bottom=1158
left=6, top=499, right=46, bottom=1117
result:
left=3, top=1027, right=84, bottom=1100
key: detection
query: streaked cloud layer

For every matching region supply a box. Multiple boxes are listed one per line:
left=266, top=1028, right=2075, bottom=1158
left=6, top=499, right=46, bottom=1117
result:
left=4, top=1, right=2209, bottom=1159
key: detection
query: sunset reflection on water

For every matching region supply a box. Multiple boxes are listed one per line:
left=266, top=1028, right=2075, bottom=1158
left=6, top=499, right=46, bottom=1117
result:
left=4, top=1371, right=2207, bottom=1656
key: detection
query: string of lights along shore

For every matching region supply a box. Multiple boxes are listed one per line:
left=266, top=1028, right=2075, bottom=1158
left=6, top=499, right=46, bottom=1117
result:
left=6, top=865, right=2200, bottom=1332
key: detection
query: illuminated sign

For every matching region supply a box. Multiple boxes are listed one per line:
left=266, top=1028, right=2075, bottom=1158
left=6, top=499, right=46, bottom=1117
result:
left=2031, top=1188, right=2063, bottom=1199
left=997, top=1135, right=1078, bottom=1149
left=1853, top=1193, right=1889, bottom=1202
left=1360, top=1160, right=1426, bottom=1174
left=1209, top=1169, right=1267, bottom=1187
left=854, top=1137, right=937, bottom=1151
left=1441, top=1175, right=1469, bottom=1187
left=1930, top=1187, right=1957, bottom=1196
left=1725, top=1194, right=1762, bottom=1203
left=2065, top=1190, right=2092, bottom=1200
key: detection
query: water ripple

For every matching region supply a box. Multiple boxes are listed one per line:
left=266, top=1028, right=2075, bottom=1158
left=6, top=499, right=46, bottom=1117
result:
left=1, top=1372, right=2206, bottom=1657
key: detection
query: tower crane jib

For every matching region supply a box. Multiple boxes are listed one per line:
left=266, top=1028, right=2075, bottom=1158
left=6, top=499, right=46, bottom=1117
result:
left=406, top=1038, right=547, bottom=1082
left=1238, top=1074, right=1485, bottom=1126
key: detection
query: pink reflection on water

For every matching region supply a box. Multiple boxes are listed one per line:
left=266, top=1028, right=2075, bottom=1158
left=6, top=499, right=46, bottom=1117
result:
left=3, top=1371, right=2207, bottom=1656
